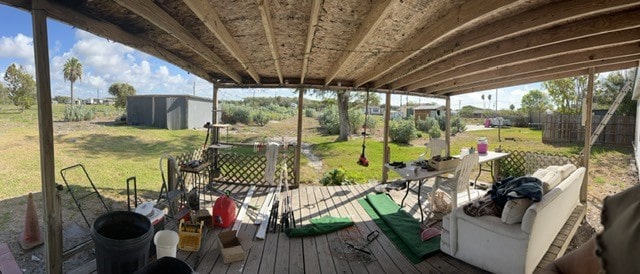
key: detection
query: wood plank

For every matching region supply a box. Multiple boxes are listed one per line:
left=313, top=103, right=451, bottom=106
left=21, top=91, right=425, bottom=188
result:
left=307, top=187, right=338, bottom=274
left=320, top=186, right=368, bottom=274
left=0, top=243, right=22, bottom=274
left=300, top=0, right=322, bottom=84
left=257, top=0, right=283, bottom=84
left=299, top=186, right=322, bottom=274
left=32, top=1, right=63, bottom=271
left=343, top=185, right=424, bottom=273
left=406, top=31, right=640, bottom=90
left=288, top=187, right=305, bottom=274
left=256, top=186, right=281, bottom=274
left=371, top=0, right=640, bottom=88
left=388, top=9, right=640, bottom=89
left=113, top=0, right=242, bottom=83
left=313, top=186, right=350, bottom=273
left=232, top=186, right=256, bottom=233
left=227, top=187, right=268, bottom=273
left=241, top=189, right=271, bottom=274
left=183, top=0, right=261, bottom=83
left=324, top=0, right=393, bottom=85
left=432, top=55, right=640, bottom=95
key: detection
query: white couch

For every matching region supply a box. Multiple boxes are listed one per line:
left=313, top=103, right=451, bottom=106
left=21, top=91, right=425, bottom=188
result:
left=440, top=165, right=585, bottom=274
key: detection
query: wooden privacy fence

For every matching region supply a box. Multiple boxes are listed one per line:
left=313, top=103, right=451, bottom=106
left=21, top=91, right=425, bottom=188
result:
left=174, top=146, right=297, bottom=187
left=542, top=114, right=634, bottom=145
left=498, top=150, right=580, bottom=178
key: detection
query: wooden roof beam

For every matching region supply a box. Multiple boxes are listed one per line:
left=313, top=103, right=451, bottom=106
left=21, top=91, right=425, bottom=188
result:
left=323, top=0, right=393, bottom=85
left=114, top=0, right=242, bottom=83
left=354, top=0, right=522, bottom=87
left=184, top=0, right=261, bottom=83
left=430, top=54, right=640, bottom=95
left=405, top=29, right=640, bottom=91
left=257, top=0, right=283, bottom=84
left=444, top=61, right=639, bottom=96
left=372, top=0, right=640, bottom=87
left=301, top=0, right=322, bottom=84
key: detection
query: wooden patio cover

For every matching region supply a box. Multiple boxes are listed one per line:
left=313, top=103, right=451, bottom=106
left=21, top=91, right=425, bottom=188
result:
left=2, top=0, right=639, bottom=272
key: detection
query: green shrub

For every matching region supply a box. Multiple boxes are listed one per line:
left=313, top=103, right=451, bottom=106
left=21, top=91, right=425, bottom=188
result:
left=318, top=106, right=340, bottom=135
left=389, top=119, right=416, bottom=144
left=428, top=124, right=441, bottom=139
left=319, top=168, right=353, bottom=186
left=64, top=105, right=94, bottom=122
left=253, top=111, right=271, bottom=126
left=305, top=108, right=316, bottom=118
left=416, top=117, right=439, bottom=133
left=435, top=115, right=467, bottom=135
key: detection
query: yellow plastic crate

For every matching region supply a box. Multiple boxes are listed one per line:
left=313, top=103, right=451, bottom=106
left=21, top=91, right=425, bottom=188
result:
left=178, top=219, right=204, bottom=252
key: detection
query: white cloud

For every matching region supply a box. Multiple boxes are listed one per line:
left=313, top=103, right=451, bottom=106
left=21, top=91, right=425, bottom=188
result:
left=0, top=33, right=33, bottom=61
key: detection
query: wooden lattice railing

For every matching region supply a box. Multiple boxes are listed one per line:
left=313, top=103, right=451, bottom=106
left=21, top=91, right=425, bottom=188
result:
left=498, top=150, right=581, bottom=178
left=173, top=147, right=296, bottom=187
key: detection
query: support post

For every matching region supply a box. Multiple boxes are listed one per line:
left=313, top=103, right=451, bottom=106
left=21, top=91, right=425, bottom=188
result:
left=445, top=96, right=451, bottom=156
left=382, top=90, right=391, bottom=182
left=32, top=1, right=63, bottom=272
left=581, top=68, right=595, bottom=203
left=211, top=83, right=219, bottom=145
left=295, top=88, right=304, bottom=185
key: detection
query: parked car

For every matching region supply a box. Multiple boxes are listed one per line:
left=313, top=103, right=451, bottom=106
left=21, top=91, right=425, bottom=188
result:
left=490, top=117, right=512, bottom=128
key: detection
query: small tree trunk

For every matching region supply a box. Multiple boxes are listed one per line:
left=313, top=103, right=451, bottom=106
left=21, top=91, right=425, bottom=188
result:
left=336, top=90, right=350, bottom=141
left=70, top=81, right=74, bottom=105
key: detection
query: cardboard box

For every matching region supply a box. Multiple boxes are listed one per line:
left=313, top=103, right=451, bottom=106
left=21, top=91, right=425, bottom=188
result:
left=429, top=157, right=460, bottom=171
left=218, top=230, right=245, bottom=264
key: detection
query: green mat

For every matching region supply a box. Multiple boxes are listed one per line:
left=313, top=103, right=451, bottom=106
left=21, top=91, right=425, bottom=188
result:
left=358, top=193, right=440, bottom=264
left=285, top=216, right=354, bottom=237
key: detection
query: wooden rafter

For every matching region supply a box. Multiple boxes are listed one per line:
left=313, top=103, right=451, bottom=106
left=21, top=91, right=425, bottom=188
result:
left=114, top=0, right=242, bottom=83
left=257, top=0, right=283, bottom=84
left=442, top=60, right=639, bottom=96
left=405, top=29, right=640, bottom=91
left=428, top=54, right=640, bottom=94
left=184, top=0, right=261, bottom=83
left=430, top=54, right=640, bottom=95
left=353, top=0, right=520, bottom=87
left=373, top=0, right=640, bottom=87
left=323, top=0, right=393, bottom=85
left=300, top=0, right=321, bottom=84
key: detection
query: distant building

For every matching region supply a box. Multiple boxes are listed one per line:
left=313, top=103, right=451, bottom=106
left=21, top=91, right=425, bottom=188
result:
left=126, top=94, right=212, bottom=130
left=412, top=105, right=445, bottom=121
left=365, top=106, right=383, bottom=115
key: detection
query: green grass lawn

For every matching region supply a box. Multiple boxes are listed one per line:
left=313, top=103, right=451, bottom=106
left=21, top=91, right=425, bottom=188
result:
left=0, top=104, right=632, bottom=200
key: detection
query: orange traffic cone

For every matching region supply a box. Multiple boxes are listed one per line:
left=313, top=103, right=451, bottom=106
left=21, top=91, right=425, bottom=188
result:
left=17, top=193, right=44, bottom=250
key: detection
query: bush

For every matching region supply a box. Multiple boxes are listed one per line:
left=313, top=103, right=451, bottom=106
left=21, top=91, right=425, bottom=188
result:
left=416, top=117, right=439, bottom=132
left=319, top=168, right=353, bottom=186
left=253, top=111, right=270, bottom=126
left=305, top=108, right=317, bottom=118
left=389, top=119, right=416, bottom=144
left=435, top=115, right=467, bottom=135
left=64, top=105, right=94, bottom=122
left=318, top=106, right=340, bottom=135
left=428, top=124, right=441, bottom=139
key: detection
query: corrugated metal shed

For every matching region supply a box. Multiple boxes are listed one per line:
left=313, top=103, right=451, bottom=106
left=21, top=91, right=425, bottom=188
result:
left=126, top=94, right=212, bottom=130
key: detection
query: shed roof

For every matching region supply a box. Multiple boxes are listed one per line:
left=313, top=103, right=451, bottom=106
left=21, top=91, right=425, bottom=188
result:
left=2, top=0, right=639, bottom=96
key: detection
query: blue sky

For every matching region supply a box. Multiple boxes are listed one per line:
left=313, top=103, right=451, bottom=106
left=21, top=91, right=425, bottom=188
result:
left=0, top=5, right=540, bottom=109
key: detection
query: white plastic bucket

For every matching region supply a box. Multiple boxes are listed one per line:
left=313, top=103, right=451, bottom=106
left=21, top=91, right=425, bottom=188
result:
left=153, top=230, right=179, bottom=258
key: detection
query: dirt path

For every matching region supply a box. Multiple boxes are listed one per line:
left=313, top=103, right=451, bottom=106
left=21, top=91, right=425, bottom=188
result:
left=301, top=143, right=323, bottom=173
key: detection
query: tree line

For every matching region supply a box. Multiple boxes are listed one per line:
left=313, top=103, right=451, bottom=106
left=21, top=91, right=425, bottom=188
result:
left=0, top=57, right=135, bottom=111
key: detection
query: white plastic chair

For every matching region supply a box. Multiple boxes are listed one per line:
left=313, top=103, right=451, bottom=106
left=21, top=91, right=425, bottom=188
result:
left=431, top=153, right=478, bottom=256
left=420, top=139, right=448, bottom=160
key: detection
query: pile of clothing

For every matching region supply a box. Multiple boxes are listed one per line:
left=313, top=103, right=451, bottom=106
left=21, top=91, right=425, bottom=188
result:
left=463, top=176, right=543, bottom=217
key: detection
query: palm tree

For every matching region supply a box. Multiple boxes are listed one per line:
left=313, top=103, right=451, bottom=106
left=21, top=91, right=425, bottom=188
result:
left=63, top=57, right=83, bottom=105
left=481, top=94, right=485, bottom=109
left=488, top=94, right=492, bottom=110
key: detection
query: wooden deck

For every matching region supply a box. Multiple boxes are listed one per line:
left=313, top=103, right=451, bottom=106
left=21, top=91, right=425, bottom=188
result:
left=171, top=182, right=484, bottom=273
left=72, top=180, right=585, bottom=273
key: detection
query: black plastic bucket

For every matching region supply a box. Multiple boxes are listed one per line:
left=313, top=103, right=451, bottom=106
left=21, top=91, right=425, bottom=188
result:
left=134, top=257, right=194, bottom=274
left=91, top=211, right=153, bottom=274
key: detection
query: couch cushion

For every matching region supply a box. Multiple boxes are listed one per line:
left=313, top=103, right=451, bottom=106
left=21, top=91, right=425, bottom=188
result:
left=531, top=168, right=549, bottom=178
left=501, top=199, right=534, bottom=224
left=539, top=170, right=562, bottom=193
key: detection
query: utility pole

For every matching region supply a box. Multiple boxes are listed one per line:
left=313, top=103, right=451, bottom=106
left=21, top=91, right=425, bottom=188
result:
left=458, top=100, right=461, bottom=111
left=193, top=81, right=196, bottom=96
left=495, top=89, right=498, bottom=114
